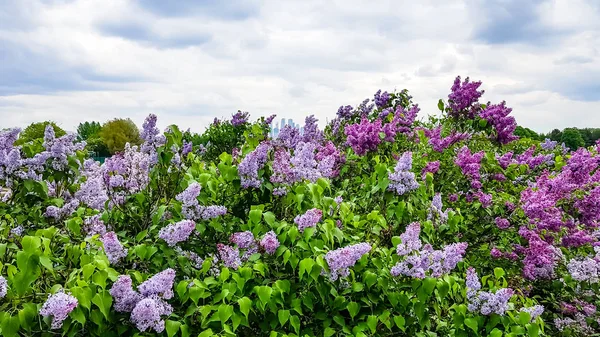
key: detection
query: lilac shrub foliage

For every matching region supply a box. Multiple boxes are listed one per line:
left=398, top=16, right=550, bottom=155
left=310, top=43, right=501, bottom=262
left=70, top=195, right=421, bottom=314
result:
left=0, top=76, right=592, bottom=336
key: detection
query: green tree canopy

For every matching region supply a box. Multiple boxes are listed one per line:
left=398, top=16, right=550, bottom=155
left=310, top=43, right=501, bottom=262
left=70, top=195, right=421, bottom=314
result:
left=560, top=128, right=585, bottom=150
left=76, top=121, right=102, bottom=141
left=16, top=121, right=66, bottom=145
left=514, top=126, right=540, bottom=141
left=100, top=118, right=141, bottom=154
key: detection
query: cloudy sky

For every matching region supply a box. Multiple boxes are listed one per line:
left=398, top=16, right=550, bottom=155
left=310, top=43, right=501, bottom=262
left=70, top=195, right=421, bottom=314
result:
left=0, top=0, right=599, bottom=133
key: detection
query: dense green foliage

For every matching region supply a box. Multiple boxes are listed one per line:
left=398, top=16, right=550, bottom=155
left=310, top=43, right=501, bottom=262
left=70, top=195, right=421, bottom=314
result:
left=2, top=78, right=600, bottom=337
left=100, top=118, right=142, bottom=154
left=15, top=121, right=66, bottom=145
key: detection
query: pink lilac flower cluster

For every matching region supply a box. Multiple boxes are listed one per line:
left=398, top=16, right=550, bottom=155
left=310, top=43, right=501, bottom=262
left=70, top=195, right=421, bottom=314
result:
left=315, top=141, right=345, bottom=178
left=517, top=227, right=563, bottom=280
left=294, top=208, right=323, bottom=233
left=344, top=118, right=383, bottom=156
left=447, top=76, right=484, bottom=118
left=158, top=220, right=196, bottom=247
left=466, top=268, right=513, bottom=316
left=388, top=152, right=420, bottom=195
left=101, top=231, right=128, bottom=264
left=324, top=242, right=372, bottom=281
left=39, top=290, right=79, bottom=329
left=238, top=142, right=272, bottom=188
left=391, top=223, right=467, bottom=279
left=110, top=269, right=175, bottom=333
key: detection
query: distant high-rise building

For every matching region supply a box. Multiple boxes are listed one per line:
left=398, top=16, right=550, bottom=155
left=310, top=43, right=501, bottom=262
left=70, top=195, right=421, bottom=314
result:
left=280, top=118, right=285, bottom=130
left=273, top=127, right=279, bottom=138
left=288, top=119, right=293, bottom=127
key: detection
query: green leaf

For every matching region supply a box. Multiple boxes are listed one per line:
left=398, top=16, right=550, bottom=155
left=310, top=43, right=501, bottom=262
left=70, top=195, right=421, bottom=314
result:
left=367, top=315, right=378, bottom=333
left=394, top=316, right=405, bottom=330
left=437, top=99, right=444, bottom=112
left=218, top=304, right=233, bottom=324
left=0, top=314, right=20, bottom=337
left=364, top=271, right=377, bottom=288
left=70, top=307, right=86, bottom=326
left=526, top=323, right=539, bottom=337
left=519, top=311, right=531, bottom=325
left=198, top=329, right=213, bottom=337
left=290, top=315, right=301, bottom=334
left=92, top=290, right=113, bottom=320
left=489, top=328, right=503, bottom=337
left=347, top=302, right=360, bottom=320
left=278, top=310, right=290, bottom=326
left=263, top=212, right=276, bottom=226
left=324, top=327, right=336, bottom=337
left=464, top=318, right=478, bottom=333
left=299, top=258, right=315, bottom=281
left=165, top=320, right=181, bottom=337
left=255, top=286, right=272, bottom=305
left=494, top=267, right=505, bottom=279
left=237, top=297, right=252, bottom=318
left=249, top=209, right=262, bottom=224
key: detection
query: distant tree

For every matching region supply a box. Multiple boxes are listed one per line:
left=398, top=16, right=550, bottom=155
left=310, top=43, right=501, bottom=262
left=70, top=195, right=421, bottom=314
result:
left=100, top=118, right=141, bottom=154
left=560, top=128, right=585, bottom=150
left=548, top=129, right=562, bottom=142
left=16, top=121, right=66, bottom=145
left=514, top=126, right=540, bottom=140
left=77, top=121, right=102, bottom=141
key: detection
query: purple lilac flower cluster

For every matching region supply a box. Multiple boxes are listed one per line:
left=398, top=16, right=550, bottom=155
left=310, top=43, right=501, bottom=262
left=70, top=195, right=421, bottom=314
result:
left=75, top=159, right=109, bottom=210
left=231, top=111, right=250, bottom=126
left=158, top=220, right=196, bottom=246
left=44, top=199, right=80, bottom=221
left=175, top=182, right=227, bottom=221
left=428, top=193, right=449, bottom=224
left=140, top=114, right=166, bottom=163
left=567, top=248, right=600, bottom=283
left=0, top=275, right=7, bottom=298
left=294, top=208, right=323, bottom=233
left=110, top=269, right=176, bottom=333
left=479, top=101, right=518, bottom=144
left=344, top=118, right=383, bottom=156
left=324, top=243, right=372, bottom=281
left=466, top=268, right=514, bottom=316
left=447, top=76, right=484, bottom=118
left=238, top=142, right=272, bottom=188
left=374, top=90, right=390, bottom=108
left=391, top=223, right=467, bottom=279
left=260, top=231, right=280, bottom=254
left=82, top=214, right=107, bottom=237
left=421, top=161, right=440, bottom=180
left=337, top=105, right=354, bottom=119
left=39, top=291, right=79, bottom=329
left=276, top=125, right=302, bottom=149
left=101, top=231, right=128, bottom=264
left=455, top=146, right=484, bottom=186
left=422, top=126, right=471, bottom=153
left=541, top=138, right=558, bottom=150
left=520, top=305, right=545, bottom=321
left=388, top=152, right=420, bottom=195
left=302, top=115, right=324, bottom=144
left=217, top=244, right=242, bottom=269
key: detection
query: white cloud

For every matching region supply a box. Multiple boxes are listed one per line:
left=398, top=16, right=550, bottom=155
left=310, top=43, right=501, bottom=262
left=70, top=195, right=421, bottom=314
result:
left=0, top=0, right=599, bottom=134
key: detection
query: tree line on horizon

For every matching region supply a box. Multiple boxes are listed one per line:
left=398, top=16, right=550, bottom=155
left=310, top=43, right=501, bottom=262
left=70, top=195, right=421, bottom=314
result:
left=9, top=119, right=600, bottom=157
